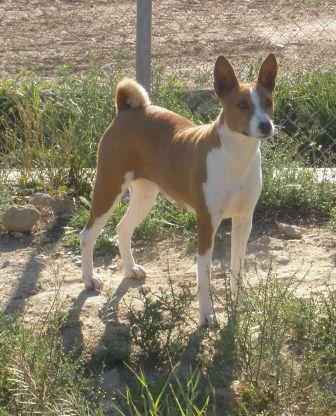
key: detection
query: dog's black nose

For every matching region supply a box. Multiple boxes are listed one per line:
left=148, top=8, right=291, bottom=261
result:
left=258, top=121, right=272, bottom=136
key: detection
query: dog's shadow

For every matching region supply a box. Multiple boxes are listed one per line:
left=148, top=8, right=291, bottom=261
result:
left=100, top=276, right=144, bottom=322
left=175, top=314, right=237, bottom=413
left=85, top=276, right=144, bottom=371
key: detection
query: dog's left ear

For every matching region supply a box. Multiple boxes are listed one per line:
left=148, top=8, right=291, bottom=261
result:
left=257, top=53, right=278, bottom=93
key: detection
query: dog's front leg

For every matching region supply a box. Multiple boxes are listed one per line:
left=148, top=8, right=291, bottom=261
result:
left=230, top=214, right=253, bottom=302
left=196, top=216, right=219, bottom=327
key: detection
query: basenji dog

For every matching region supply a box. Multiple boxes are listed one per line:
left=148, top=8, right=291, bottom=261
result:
left=80, top=53, right=278, bottom=326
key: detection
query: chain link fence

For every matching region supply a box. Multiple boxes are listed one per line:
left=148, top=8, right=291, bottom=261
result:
left=0, top=1, right=136, bottom=80
left=0, top=0, right=335, bottom=179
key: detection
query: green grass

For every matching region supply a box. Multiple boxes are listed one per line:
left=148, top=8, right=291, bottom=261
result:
left=0, top=187, right=12, bottom=217
left=0, top=310, right=104, bottom=415
left=125, top=279, right=195, bottom=365
left=64, top=197, right=196, bottom=255
left=274, top=72, right=336, bottom=167
left=1, top=67, right=335, bottom=207
left=112, top=365, right=211, bottom=416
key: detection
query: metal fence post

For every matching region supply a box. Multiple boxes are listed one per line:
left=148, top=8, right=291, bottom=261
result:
left=136, top=0, right=152, bottom=94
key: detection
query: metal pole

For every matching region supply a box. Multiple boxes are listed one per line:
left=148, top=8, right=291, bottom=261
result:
left=136, top=0, right=152, bottom=94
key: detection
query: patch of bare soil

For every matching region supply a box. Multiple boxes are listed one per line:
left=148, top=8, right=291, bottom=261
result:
left=1, top=219, right=335, bottom=358
left=1, top=0, right=335, bottom=82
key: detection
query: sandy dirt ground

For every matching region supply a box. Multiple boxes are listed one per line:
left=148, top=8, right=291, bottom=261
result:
left=1, top=216, right=335, bottom=358
left=1, top=0, right=335, bottom=83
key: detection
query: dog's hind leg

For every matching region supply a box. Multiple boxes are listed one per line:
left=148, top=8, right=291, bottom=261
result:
left=80, top=171, right=133, bottom=290
left=116, top=179, right=159, bottom=279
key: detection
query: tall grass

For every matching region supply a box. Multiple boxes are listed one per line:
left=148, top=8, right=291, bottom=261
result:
left=112, top=365, right=211, bottom=416
left=0, top=310, right=104, bottom=415
left=1, top=68, right=335, bottom=215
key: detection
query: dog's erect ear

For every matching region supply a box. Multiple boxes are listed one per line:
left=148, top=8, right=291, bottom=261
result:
left=214, top=55, right=239, bottom=97
left=258, top=53, right=278, bottom=93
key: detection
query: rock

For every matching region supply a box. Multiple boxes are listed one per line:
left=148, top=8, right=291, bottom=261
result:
left=12, top=232, right=24, bottom=239
left=51, top=197, right=75, bottom=217
left=103, top=368, right=121, bottom=391
left=2, top=205, right=40, bottom=232
left=30, top=193, right=53, bottom=209
left=277, top=222, right=304, bottom=239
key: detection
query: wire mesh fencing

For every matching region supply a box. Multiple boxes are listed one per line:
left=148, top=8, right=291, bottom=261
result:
left=0, top=0, right=335, bottom=189
left=150, top=0, right=336, bottom=171
left=0, top=0, right=137, bottom=80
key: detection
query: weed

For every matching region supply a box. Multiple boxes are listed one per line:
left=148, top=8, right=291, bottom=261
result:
left=0, top=187, right=12, bottom=216
left=46, top=21, right=58, bottom=30
left=27, top=25, right=38, bottom=33
left=0, top=310, right=104, bottom=415
left=112, top=365, right=211, bottom=416
left=125, top=277, right=195, bottom=365
left=193, top=43, right=204, bottom=54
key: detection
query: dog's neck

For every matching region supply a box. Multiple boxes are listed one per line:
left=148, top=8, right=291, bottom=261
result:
left=215, top=116, right=260, bottom=169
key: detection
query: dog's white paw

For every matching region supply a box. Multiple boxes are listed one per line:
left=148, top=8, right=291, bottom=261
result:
left=124, top=264, right=147, bottom=279
left=199, top=312, right=218, bottom=328
left=84, top=275, right=103, bottom=291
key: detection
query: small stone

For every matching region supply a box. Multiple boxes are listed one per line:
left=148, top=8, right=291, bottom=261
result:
left=12, top=232, right=24, bottom=239
left=51, top=197, right=75, bottom=216
left=74, top=260, right=81, bottom=266
left=30, top=193, right=53, bottom=209
left=2, top=205, right=40, bottom=232
left=1, top=260, right=11, bottom=268
left=277, top=222, right=304, bottom=239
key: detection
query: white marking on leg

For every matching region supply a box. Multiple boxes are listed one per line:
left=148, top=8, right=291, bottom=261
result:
left=230, top=214, right=252, bottom=301
left=80, top=171, right=133, bottom=289
left=197, top=247, right=216, bottom=326
left=117, top=179, right=158, bottom=279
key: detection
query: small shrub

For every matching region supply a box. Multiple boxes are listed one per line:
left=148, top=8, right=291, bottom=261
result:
left=125, top=278, right=195, bottom=365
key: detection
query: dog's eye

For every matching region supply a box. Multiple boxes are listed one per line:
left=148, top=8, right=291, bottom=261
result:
left=265, top=98, right=272, bottom=108
left=237, top=101, right=248, bottom=110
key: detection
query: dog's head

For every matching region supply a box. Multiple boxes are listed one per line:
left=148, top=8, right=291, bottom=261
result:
left=214, top=54, right=278, bottom=139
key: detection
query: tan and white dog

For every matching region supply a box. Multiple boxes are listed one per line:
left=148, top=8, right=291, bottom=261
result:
left=80, top=54, right=278, bottom=326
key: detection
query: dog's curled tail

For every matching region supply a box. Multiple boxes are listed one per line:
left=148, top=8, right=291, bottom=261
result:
left=115, top=78, right=150, bottom=112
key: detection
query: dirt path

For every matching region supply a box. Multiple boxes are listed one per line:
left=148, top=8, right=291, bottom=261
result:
left=1, top=221, right=335, bottom=355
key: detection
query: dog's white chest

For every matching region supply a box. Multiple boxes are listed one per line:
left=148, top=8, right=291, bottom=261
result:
left=203, top=144, right=262, bottom=223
